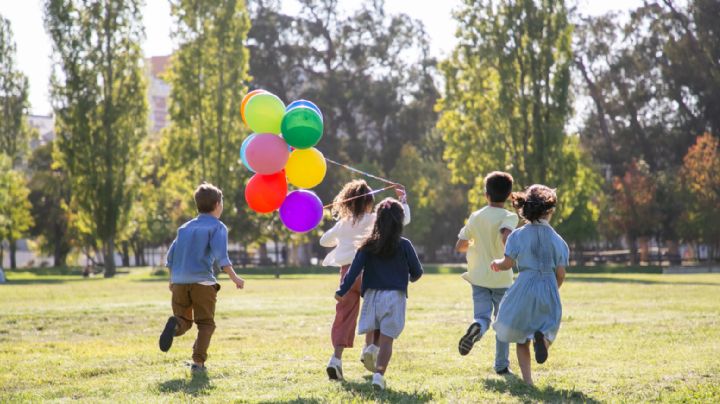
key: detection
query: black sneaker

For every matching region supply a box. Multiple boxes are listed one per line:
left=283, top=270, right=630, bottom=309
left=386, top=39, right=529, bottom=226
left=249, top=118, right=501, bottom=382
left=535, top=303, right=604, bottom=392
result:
left=458, top=323, right=483, bottom=356
left=533, top=331, right=548, bottom=364
left=496, top=367, right=512, bottom=375
left=159, top=316, right=178, bottom=352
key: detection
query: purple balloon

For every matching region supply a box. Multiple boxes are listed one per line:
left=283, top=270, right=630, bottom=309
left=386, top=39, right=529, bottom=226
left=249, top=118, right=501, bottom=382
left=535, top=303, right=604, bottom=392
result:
left=279, top=190, right=324, bottom=233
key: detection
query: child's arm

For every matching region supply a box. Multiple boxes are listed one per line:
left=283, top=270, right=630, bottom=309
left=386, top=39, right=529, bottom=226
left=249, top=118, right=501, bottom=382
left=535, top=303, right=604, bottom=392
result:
left=491, top=255, right=515, bottom=272
left=395, top=186, right=412, bottom=225
left=222, top=265, right=245, bottom=289
left=405, top=240, right=423, bottom=282
left=210, top=225, right=244, bottom=289
left=319, top=222, right=341, bottom=248
left=500, top=228, right=512, bottom=245
left=166, top=240, right=176, bottom=292
left=335, top=251, right=366, bottom=301
left=555, top=266, right=566, bottom=288
left=455, top=239, right=470, bottom=253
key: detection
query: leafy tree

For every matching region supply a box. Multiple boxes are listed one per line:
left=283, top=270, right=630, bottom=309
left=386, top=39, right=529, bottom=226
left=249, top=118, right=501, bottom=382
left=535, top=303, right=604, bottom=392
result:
left=0, top=156, right=34, bottom=269
left=163, top=0, right=252, bottom=244
left=0, top=16, right=36, bottom=268
left=45, top=0, right=148, bottom=277
left=0, top=16, right=32, bottom=167
left=27, top=143, right=73, bottom=267
left=680, top=133, right=720, bottom=258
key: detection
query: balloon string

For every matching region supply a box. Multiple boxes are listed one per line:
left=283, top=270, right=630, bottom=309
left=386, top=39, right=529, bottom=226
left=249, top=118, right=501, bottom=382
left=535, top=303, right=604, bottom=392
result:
left=324, top=158, right=398, bottom=186
left=323, top=185, right=396, bottom=209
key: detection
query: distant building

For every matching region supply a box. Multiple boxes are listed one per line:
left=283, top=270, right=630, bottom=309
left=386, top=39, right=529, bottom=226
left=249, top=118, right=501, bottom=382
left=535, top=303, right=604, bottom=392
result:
left=27, top=114, right=55, bottom=149
left=146, top=55, right=171, bottom=133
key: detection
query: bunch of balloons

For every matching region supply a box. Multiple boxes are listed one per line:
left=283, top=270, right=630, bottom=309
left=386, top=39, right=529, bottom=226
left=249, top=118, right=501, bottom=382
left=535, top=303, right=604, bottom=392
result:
left=240, top=90, right=327, bottom=233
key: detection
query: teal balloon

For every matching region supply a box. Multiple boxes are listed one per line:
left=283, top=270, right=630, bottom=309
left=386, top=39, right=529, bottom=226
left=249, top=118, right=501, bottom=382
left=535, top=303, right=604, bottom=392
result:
left=245, top=93, right=285, bottom=134
left=240, top=134, right=256, bottom=172
left=281, top=106, right=324, bottom=149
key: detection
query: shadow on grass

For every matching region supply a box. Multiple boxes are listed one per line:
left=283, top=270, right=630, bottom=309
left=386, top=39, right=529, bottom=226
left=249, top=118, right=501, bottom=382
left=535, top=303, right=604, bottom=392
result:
left=1, top=277, right=106, bottom=285
left=158, top=372, right=214, bottom=396
left=567, top=276, right=720, bottom=286
left=483, top=375, right=600, bottom=403
left=336, top=376, right=433, bottom=403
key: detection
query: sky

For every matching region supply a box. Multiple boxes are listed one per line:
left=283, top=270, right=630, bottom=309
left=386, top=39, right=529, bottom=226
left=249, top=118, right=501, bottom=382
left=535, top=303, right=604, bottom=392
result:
left=1, top=0, right=645, bottom=116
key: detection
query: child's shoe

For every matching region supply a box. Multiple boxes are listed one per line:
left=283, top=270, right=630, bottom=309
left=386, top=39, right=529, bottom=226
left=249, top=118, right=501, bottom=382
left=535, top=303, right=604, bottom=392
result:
left=190, top=363, right=207, bottom=373
left=326, top=356, right=343, bottom=381
left=533, top=331, right=548, bottom=364
left=159, top=316, right=178, bottom=352
left=458, top=322, right=482, bottom=356
left=372, top=372, right=386, bottom=390
left=496, top=367, right=513, bottom=375
left=360, top=344, right=379, bottom=372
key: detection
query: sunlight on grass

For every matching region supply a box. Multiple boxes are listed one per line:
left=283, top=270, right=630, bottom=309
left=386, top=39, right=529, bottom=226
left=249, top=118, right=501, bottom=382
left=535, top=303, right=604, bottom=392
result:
left=1, top=269, right=719, bottom=402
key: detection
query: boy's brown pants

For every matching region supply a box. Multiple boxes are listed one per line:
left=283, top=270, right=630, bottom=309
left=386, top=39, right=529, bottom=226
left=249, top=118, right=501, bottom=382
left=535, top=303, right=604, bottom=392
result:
left=171, top=283, right=220, bottom=363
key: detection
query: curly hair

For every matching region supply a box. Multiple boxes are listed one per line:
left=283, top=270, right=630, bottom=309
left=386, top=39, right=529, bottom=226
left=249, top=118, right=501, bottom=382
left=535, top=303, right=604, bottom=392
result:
left=511, top=184, right=557, bottom=223
left=331, top=180, right=375, bottom=224
left=359, top=198, right=405, bottom=258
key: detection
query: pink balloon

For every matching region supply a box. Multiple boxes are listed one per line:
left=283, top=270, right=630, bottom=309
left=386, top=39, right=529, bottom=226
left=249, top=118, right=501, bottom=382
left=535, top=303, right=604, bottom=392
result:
left=245, top=134, right=290, bottom=175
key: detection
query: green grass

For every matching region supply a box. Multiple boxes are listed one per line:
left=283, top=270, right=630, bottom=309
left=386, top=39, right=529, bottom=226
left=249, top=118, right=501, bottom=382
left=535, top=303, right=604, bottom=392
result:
left=1, top=269, right=719, bottom=403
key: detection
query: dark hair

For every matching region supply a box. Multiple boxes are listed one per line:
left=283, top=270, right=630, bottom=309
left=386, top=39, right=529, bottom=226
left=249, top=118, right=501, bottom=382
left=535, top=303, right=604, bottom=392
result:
left=485, top=171, right=514, bottom=203
left=194, top=182, right=223, bottom=213
left=511, top=184, right=557, bottom=223
left=332, top=179, right=374, bottom=224
left=360, top=198, right=405, bottom=258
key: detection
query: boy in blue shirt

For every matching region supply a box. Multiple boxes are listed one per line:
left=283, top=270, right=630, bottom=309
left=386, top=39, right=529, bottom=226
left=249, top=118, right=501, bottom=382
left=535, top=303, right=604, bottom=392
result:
left=159, top=183, right=245, bottom=372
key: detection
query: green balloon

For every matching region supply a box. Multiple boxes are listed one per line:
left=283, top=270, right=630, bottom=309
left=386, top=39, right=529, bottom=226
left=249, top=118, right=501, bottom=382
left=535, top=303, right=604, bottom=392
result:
left=245, top=93, right=286, bottom=134
left=281, top=106, right=324, bottom=149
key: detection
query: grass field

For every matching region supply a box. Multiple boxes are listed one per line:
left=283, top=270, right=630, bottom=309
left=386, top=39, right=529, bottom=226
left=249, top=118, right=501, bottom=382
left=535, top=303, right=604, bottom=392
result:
left=1, top=268, right=719, bottom=403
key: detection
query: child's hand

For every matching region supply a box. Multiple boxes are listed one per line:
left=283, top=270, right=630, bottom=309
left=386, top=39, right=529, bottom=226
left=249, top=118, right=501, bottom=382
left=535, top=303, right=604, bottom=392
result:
left=334, top=293, right=344, bottom=302
left=490, top=260, right=502, bottom=272
left=394, top=185, right=407, bottom=202
left=168, top=282, right=173, bottom=292
left=232, top=276, right=245, bottom=289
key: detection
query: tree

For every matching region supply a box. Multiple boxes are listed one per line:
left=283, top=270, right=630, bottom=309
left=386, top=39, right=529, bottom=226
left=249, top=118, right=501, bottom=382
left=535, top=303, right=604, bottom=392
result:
left=680, top=133, right=720, bottom=258
left=0, top=16, right=36, bottom=268
left=0, top=156, right=34, bottom=269
left=45, top=0, right=148, bottom=277
left=437, top=0, right=599, bottom=243
left=163, top=0, right=252, bottom=245
left=27, top=143, right=73, bottom=267
left=0, top=16, right=31, bottom=167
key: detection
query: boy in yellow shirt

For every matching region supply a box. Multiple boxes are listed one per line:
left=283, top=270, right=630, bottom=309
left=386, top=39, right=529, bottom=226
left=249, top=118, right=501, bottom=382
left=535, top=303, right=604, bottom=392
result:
left=456, top=171, right=518, bottom=374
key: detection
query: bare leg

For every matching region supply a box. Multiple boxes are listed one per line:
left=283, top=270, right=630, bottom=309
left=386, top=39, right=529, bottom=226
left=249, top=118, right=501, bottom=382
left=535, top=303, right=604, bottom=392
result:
left=366, top=330, right=380, bottom=346
left=333, top=345, right=344, bottom=360
left=375, top=333, right=394, bottom=375
left=517, top=342, right=533, bottom=385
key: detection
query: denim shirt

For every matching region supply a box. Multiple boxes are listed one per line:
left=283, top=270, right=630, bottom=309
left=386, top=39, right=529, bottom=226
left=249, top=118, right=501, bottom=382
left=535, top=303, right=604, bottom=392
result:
left=166, top=214, right=232, bottom=284
left=505, top=220, right=569, bottom=274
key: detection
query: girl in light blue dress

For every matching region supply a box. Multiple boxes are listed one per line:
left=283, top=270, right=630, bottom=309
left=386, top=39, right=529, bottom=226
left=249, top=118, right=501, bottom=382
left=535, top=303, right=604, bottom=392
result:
left=490, top=184, right=568, bottom=385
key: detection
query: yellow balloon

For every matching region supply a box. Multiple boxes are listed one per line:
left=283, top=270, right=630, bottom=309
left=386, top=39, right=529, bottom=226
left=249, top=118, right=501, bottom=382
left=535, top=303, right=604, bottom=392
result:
left=285, top=148, right=327, bottom=189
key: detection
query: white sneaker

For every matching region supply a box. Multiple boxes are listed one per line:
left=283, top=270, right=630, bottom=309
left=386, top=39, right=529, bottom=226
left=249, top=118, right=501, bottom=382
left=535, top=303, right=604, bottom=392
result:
left=360, top=344, right=379, bottom=372
left=326, top=356, right=343, bottom=381
left=372, top=372, right=385, bottom=390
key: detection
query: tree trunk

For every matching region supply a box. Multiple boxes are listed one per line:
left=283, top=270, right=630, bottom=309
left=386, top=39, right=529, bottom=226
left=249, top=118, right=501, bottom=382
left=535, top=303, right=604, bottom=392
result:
left=0, top=243, right=4, bottom=268
left=103, top=238, right=116, bottom=278
left=121, top=241, right=130, bottom=267
left=9, top=238, right=17, bottom=269
left=628, top=234, right=639, bottom=266
left=53, top=238, right=66, bottom=268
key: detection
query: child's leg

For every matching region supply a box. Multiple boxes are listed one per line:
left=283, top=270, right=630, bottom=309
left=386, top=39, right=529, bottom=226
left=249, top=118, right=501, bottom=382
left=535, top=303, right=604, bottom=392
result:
left=365, top=330, right=380, bottom=346
left=517, top=342, right=533, bottom=385
left=491, top=288, right=510, bottom=372
left=330, top=266, right=362, bottom=359
left=190, top=284, right=218, bottom=365
left=171, top=284, right=194, bottom=336
left=375, top=333, right=394, bottom=375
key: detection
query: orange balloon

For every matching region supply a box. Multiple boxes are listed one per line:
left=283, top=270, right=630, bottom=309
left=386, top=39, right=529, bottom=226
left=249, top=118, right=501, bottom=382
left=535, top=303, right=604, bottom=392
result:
left=245, top=171, right=287, bottom=213
left=241, top=89, right=267, bottom=125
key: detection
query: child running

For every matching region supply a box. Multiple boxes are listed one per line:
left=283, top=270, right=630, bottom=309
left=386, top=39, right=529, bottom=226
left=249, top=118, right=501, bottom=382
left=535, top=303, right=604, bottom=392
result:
left=159, top=183, right=245, bottom=372
left=335, top=198, right=423, bottom=390
left=491, top=185, right=568, bottom=385
left=321, top=180, right=410, bottom=381
left=456, top=172, right=518, bottom=375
